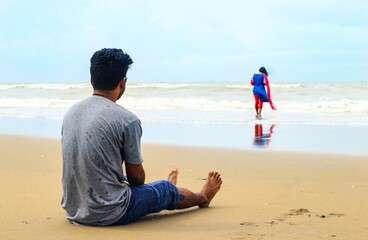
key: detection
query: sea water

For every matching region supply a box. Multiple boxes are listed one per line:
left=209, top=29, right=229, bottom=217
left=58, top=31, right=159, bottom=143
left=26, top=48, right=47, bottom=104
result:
left=1, top=82, right=367, bottom=125
left=1, top=82, right=367, bottom=155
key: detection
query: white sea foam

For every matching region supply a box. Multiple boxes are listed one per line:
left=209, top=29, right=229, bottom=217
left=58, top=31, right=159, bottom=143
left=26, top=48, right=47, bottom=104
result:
left=0, top=83, right=89, bottom=90
left=0, top=82, right=367, bottom=125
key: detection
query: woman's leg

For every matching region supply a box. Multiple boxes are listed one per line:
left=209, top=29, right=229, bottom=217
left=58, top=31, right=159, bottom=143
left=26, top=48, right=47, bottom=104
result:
left=253, top=94, right=262, bottom=118
left=258, top=101, right=263, bottom=117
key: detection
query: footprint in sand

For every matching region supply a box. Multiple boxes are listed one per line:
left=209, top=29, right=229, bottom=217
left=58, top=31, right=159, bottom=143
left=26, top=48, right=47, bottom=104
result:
left=240, top=221, right=258, bottom=227
left=263, top=208, right=346, bottom=226
left=221, top=231, right=265, bottom=240
left=286, top=208, right=345, bottom=219
left=287, top=208, right=310, bottom=216
left=327, top=213, right=345, bottom=217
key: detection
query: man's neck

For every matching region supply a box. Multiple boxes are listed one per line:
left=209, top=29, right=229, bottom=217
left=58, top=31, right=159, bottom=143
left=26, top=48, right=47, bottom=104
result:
left=93, top=90, right=117, bottom=102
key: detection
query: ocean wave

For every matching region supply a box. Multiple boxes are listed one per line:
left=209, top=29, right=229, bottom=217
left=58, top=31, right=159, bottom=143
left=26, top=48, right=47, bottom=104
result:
left=0, top=82, right=367, bottom=126
left=128, top=82, right=320, bottom=90
left=1, top=96, right=368, bottom=114
left=0, top=98, right=77, bottom=108
left=276, top=99, right=368, bottom=113
left=125, top=98, right=368, bottom=113
left=0, top=83, right=89, bottom=90
left=128, top=82, right=252, bottom=91
left=120, top=97, right=249, bottom=111
left=128, top=83, right=208, bottom=89
left=1, top=82, right=366, bottom=92
left=271, top=83, right=304, bottom=88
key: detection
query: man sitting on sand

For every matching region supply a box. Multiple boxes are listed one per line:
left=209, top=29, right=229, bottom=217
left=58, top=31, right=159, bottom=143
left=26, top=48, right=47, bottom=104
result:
left=61, top=48, right=222, bottom=226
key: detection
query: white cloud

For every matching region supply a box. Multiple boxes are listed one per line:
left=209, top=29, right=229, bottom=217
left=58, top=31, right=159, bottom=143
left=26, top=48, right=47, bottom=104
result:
left=0, top=0, right=367, bottom=82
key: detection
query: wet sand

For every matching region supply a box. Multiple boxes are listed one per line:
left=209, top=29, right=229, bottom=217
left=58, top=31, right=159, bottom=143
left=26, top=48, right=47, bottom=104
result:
left=2, top=117, right=368, bottom=156
left=0, top=135, right=367, bottom=239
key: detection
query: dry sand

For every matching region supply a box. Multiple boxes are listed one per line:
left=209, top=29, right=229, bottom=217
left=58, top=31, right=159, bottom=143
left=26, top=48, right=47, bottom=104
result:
left=0, top=134, right=367, bottom=240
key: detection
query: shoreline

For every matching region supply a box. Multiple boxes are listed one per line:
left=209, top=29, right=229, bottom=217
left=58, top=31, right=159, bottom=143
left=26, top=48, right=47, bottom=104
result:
left=1, top=133, right=366, bottom=158
left=1, top=134, right=368, bottom=239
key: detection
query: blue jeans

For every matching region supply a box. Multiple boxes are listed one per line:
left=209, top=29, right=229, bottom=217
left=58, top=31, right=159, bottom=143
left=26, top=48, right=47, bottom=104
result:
left=112, top=180, right=183, bottom=225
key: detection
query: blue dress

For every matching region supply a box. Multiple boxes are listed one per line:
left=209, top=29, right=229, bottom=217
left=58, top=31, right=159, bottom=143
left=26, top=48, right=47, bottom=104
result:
left=252, top=74, right=269, bottom=102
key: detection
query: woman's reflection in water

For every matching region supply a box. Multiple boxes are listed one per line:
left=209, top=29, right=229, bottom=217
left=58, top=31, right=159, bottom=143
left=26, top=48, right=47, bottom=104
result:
left=253, top=124, right=275, bottom=146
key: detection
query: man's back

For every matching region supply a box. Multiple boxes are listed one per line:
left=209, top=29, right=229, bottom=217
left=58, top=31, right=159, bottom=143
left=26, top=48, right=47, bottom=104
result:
left=61, top=95, right=143, bottom=226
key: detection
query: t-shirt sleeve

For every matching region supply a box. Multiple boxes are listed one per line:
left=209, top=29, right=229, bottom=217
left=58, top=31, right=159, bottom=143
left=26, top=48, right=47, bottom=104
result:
left=123, top=119, right=144, bottom=164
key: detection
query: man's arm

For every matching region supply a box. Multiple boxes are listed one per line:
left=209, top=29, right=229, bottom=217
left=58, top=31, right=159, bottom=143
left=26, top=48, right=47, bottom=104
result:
left=125, top=162, right=145, bottom=185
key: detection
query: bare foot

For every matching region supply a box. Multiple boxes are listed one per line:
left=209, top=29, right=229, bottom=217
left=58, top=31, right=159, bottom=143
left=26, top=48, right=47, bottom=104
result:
left=199, top=171, right=222, bottom=208
left=167, top=168, right=179, bottom=185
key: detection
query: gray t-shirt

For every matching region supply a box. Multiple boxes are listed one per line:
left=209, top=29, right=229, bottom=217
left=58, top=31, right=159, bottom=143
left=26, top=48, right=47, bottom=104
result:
left=61, top=95, right=143, bottom=226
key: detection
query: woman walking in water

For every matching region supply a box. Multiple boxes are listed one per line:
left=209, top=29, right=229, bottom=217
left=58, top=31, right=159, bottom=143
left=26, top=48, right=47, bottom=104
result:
left=250, top=67, right=276, bottom=119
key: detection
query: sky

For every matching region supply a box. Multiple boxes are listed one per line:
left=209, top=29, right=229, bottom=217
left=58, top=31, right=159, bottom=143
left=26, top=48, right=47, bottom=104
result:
left=0, top=0, right=367, bottom=83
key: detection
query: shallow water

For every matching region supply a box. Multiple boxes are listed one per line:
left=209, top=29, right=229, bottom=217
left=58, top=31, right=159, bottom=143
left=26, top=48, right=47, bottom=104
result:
left=1, top=81, right=367, bottom=156
left=1, top=117, right=367, bottom=156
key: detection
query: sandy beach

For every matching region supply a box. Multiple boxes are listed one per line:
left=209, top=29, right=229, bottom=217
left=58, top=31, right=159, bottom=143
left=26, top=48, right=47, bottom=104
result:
left=2, top=0, right=368, bottom=238
left=0, top=134, right=367, bottom=240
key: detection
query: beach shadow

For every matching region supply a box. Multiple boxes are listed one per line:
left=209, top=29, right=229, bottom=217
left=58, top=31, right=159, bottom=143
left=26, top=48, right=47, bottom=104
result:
left=145, top=207, right=200, bottom=220
left=253, top=124, right=276, bottom=147
left=116, top=207, right=214, bottom=227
